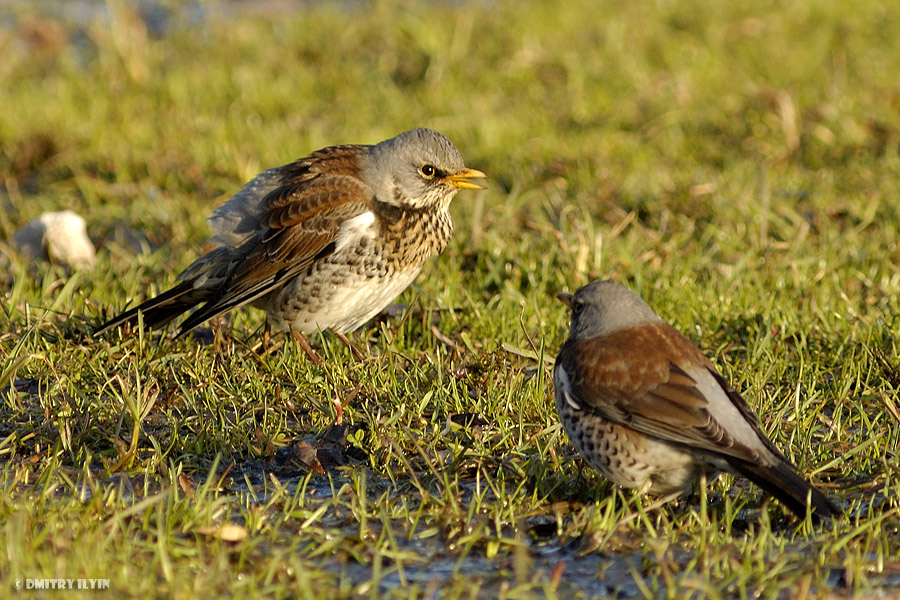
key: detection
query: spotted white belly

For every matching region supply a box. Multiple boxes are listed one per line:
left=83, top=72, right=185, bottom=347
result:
left=272, top=266, right=423, bottom=334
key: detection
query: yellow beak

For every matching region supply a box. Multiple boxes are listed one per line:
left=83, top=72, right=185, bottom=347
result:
left=445, top=168, right=488, bottom=190
left=556, top=293, right=572, bottom=308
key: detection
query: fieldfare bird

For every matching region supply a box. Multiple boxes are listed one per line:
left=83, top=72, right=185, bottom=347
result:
left=96, top=128, right=486, bottom=344
left=553, top=280, right=839, bottom=519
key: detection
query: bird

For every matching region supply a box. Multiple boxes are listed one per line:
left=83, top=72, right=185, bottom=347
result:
left=553, top=280, right=839, bottom=520
left=95, top=128, right=487, bottom=346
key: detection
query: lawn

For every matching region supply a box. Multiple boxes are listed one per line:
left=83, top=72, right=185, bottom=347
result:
left=2, top=0, right=900, bottom=598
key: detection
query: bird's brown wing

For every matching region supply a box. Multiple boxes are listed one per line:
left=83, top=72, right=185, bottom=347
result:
left=175, top=147, right=374, bottom=333
left=563, top=322, right=770, bottom=463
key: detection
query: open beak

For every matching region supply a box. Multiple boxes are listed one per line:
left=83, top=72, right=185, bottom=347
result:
left=445, top=168, right=488, bottom=190
left=556, top=293, right=572, bottom=308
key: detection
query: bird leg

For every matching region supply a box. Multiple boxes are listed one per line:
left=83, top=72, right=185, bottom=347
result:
left=291, top=330, right=323, bottom=365
left=335, top=332, right=367, bottom=362
left=251, top=322, right=285, bottom=355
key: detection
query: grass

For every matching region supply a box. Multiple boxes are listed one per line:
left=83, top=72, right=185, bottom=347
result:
left=2, top=0, right=900, bottom=597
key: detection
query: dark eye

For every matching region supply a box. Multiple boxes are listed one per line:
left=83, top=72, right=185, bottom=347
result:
left=419, top=164, right=437, bottom=178
left=571, top=299, right=585, bottom=314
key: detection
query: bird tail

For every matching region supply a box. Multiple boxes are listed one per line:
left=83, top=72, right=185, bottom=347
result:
left=94, top=281, right=205, bottom=336
left=732, top=458, right=839, bottom=520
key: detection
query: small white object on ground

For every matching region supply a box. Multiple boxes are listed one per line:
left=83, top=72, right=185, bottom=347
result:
left=13, top=210, right=95, bottom=269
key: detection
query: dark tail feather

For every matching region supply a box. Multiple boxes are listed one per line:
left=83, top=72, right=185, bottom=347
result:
left=94, top=281, right=204, bottom=336
left=173, top=287, right=266, bottom=337
left=733, top=459, right=840, bottom=521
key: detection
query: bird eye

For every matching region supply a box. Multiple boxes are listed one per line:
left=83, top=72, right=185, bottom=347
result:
left=419, top=164, right=437, bottom=178
left=571, top=299, right=584, bottom=314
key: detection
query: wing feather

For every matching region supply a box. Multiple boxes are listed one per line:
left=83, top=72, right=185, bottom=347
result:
left=562, top=323, right=766, bottom=462
left=175, top=150, right=374, bottom=334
